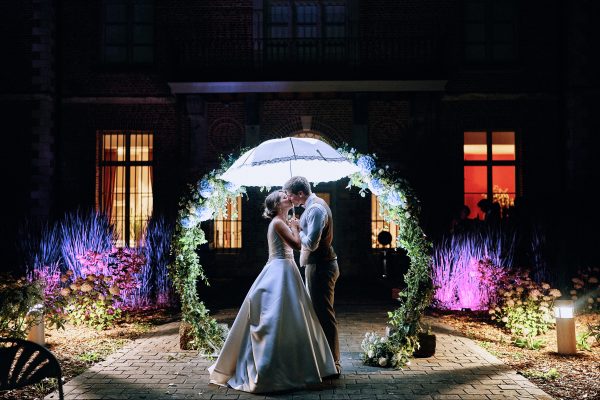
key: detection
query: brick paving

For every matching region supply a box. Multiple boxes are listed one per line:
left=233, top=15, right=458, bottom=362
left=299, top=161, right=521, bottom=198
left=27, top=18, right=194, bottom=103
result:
left=46, top=304, right=554, bottom=400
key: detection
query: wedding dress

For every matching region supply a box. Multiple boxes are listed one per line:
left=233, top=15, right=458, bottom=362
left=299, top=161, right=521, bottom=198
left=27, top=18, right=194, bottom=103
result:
left=208, top=220, right=337, bottom=393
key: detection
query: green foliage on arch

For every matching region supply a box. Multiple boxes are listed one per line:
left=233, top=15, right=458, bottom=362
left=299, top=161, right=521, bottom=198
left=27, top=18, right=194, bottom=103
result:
left=169, top=146, right=433, bottom=368
left=169, top=153, right=246, bottom=354
left=339, top=147, right=434, bottom=368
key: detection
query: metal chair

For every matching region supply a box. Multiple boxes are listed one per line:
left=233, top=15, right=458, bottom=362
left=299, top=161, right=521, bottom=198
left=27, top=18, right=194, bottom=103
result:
left=0, top=337, right=64, bottom=399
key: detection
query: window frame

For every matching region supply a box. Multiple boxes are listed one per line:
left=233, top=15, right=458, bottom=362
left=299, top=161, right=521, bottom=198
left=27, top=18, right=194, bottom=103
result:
left=462, top=0, right=518, bottom=66
left=371, top=194, right=400, bottom=250
left=463, top=130, right=519, bottom=217
left=265, top=0, right=346, bottom=38
left=262, top=0, right=347, bottom=62
left=101, top=0, right=155, bottom=66
left=96, top=130, right=154, bottom=247
left=210, top=196, right=243, bottom=252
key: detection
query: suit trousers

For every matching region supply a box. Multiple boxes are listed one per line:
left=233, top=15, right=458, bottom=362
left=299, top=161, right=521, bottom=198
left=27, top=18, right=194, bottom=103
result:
left=305, top=259, right=340, bottom=365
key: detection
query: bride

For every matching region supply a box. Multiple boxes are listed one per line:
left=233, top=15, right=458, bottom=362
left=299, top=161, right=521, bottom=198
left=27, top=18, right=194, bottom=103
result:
left=208, top=190, right=338, bottom=393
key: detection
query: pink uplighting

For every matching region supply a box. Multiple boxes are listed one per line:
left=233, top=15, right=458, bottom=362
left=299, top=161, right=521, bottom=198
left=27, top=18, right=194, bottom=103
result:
left=432, top=232, right=511, bottom=310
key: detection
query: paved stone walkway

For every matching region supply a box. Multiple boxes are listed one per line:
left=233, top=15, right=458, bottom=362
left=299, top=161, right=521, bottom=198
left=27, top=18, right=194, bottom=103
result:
left=46, top=304, right=553, bottom=399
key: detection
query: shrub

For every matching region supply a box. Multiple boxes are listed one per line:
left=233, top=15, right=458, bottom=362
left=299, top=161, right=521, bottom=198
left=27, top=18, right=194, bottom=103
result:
left=60, top=270, right=123, bottom=330
left=489, top=270, right=561, bottom=349
left=27, top=262, right=69, bottom=330
left=47, top=247, right=146, bottom=330
left=0, top=276, right=44, bottom=339
left=568, top=266, right=600, bottom=313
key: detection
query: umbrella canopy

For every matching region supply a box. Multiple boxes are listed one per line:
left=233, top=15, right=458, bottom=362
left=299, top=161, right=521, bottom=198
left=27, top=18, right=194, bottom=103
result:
left=219, top=137, right=359, bottom=187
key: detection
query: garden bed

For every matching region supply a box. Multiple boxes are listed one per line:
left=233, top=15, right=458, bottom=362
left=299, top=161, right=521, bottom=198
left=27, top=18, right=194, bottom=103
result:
left=434, top=310, right=600, bottom=400
left=0, top=307, right=178, bottom=400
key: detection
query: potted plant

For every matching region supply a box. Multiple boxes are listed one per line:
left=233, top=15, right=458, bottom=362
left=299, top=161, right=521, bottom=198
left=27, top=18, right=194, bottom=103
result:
left=413, top=325, right=436, bottom=358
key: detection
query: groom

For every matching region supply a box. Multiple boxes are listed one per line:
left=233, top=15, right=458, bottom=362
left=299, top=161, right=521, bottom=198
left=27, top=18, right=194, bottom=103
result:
left=283, top=176, right=341, bottom=376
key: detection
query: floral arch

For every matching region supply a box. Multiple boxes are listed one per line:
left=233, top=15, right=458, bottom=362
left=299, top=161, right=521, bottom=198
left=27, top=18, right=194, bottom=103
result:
left=169, top=144, right=433, bottom=367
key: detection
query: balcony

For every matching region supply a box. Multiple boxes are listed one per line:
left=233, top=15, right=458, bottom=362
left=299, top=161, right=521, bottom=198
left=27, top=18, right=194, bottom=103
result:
left=167, top=36, right=445, bottom=82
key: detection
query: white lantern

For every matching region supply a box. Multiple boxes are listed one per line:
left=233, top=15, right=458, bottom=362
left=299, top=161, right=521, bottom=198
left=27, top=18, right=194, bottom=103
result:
left=554, top=299, right=576, bottom=355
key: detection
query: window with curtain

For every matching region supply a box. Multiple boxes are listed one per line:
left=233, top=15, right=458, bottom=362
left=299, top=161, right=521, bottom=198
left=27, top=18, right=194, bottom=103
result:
left=265, top=1, right=347, bottom=62
left=463, top=131, right=516, bottom=219
left=98, top=131, right=153, bottom=247
left=103, top=0, right=154, bottom=65
left=463, top=0, right=516, bottom=63
left=212, top=197, right=243, bottom=250
left=371, top=194, right=399, bottom=249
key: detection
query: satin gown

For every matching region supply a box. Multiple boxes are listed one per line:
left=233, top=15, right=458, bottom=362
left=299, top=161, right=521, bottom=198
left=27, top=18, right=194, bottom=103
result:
left=208, top=220, right=337, bottom=393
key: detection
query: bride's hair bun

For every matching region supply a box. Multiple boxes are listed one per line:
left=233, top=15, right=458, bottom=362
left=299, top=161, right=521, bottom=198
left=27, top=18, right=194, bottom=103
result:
left=263, top=190, right=282, bottom=219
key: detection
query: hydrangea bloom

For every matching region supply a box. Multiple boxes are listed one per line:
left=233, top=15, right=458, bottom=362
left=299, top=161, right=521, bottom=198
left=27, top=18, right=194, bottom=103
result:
left=180, top=215, right=198, bottom=228
left=198, top=179, right=214, bottom=198
left=357, top=155, right=376, bottom=175
left=368, top=178, right=385, bottom=196
left=384, top=191, right=405, bottom=207
left=195, top=205, right=214, bottom=221
left=224, top=182, right=240, bottom=193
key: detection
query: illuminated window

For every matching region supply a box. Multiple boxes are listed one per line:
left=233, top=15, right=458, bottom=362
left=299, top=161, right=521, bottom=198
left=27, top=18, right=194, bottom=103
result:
left=103, top=0, right=154, bottom=64
left=464, top=131, right=516, bottom=219
left=463, top=0, right=516, bottom=63
left=371, top=194, right=400, bottom=249
left=212, top=197, right=243, bottom=249
left=97, top=131, right=153, bottom=247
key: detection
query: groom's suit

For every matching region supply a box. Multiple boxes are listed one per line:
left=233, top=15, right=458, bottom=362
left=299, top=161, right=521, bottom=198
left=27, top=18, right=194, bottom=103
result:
left=299, top=193, right=340, bottom=368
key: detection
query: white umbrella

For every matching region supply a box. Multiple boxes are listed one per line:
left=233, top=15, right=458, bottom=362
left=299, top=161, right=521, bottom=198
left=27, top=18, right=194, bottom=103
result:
left=219, top=137, right=359, bottom=187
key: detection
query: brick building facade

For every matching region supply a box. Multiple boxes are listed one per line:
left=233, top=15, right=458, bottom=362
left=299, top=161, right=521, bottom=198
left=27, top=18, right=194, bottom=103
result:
left=2, top=0, right=598, bottom=285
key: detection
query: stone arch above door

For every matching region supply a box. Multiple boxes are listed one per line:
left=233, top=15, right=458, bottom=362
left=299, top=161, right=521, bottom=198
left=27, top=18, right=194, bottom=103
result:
left=265, top=116, right=346, bottom=146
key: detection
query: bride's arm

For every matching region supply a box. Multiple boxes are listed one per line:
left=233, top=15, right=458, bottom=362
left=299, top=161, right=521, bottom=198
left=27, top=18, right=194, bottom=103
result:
left=274, top=219, right=301, bottom=250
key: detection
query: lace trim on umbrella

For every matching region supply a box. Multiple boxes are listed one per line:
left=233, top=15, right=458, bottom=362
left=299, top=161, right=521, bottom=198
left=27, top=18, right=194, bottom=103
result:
left=249, top=155, right=349, bottom=166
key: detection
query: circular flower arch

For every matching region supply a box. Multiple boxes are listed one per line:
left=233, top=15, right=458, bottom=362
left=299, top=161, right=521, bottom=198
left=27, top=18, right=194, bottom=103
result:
left=169, top=146, right=433, bottom=367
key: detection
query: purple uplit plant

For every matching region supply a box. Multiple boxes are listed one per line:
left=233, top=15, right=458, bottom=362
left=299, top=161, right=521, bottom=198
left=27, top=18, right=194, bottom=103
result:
left=27, top=261, right=62, bottom=299
left=77, top=247, right=145, bottom=307
left=530, top=224, right=550, bottom=284
left=432, top=225, right=516, bottom=310
left=143, top=216, right=175, bottom=307
left=126, top=216, right=174, bottom=308
left=59, top=210, right=115, bottom=277
left=18, top=219, right=62, bottom=273
left=129, top=257, right=153, bottom=308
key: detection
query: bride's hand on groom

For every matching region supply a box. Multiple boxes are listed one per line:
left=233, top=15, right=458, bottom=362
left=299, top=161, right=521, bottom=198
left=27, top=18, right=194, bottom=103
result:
left=288, top=218, right=300, bottom=231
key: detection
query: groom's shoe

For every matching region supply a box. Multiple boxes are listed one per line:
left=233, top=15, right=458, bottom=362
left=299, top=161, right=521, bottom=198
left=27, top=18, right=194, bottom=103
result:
left=325, top=364, right=342, bottom=379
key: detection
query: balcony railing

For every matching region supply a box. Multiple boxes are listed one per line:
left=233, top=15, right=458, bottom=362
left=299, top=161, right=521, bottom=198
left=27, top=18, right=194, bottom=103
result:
left=169, top=36, right=444, bottom=81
